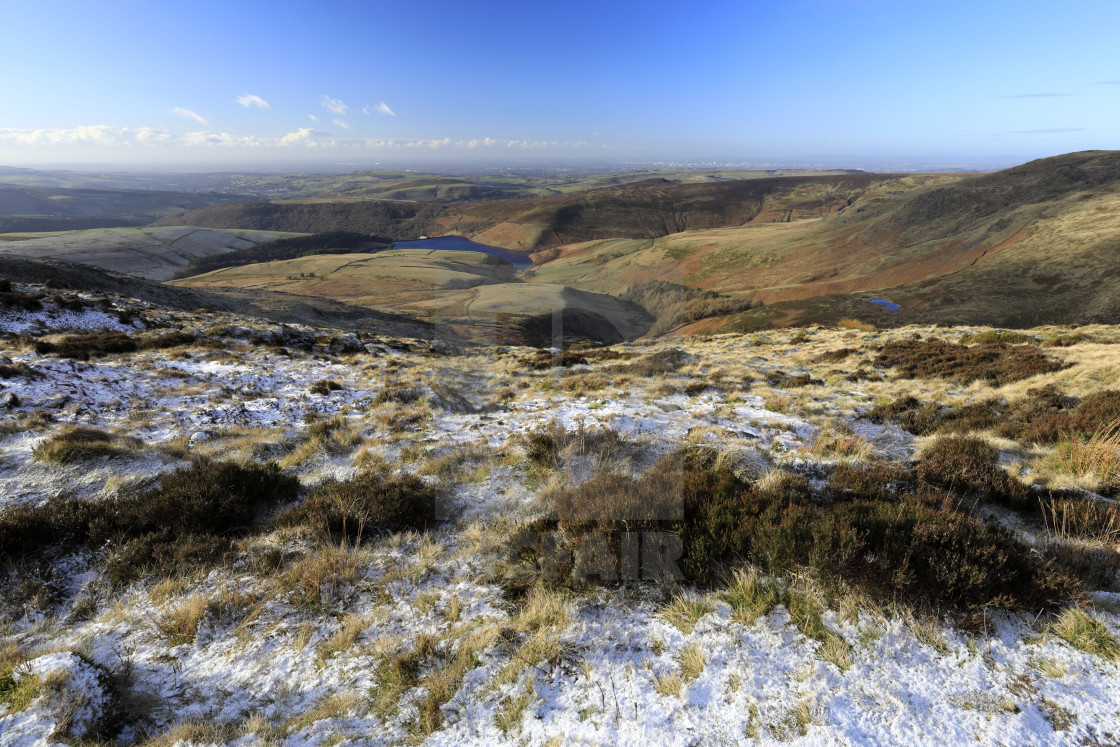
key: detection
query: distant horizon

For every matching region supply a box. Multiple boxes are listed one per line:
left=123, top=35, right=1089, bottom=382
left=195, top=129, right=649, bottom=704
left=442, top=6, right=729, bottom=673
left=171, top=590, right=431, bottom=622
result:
left=0, top=150, right=1090, bottom=176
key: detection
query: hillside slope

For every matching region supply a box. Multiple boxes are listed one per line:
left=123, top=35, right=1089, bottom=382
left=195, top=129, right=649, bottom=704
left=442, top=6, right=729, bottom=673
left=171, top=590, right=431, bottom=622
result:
left=171, top=249, right=651, bottom=343
left=530, top=151, right=1120, bottom=330
left=0, top=226, right=298, bottom=281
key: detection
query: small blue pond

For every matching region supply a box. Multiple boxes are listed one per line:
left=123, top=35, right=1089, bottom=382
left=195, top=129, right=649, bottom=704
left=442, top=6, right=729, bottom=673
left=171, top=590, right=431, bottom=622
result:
left=868, top=299, right=901, bottom=311
left=392, top=236, right=532, bottom=270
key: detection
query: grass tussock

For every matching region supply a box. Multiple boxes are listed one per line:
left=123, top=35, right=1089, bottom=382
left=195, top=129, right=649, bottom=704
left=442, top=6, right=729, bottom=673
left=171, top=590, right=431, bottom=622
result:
left=155, top=595, right=215, bottom=646
left=0, top=643, right=33, bottom=712
left=660, top=593, right=714, bottom=634
left=32, top=426, right=137, bottom=464
left=837, top=318, right=876, bottom=331
left=1048, top=608, right=1120, bottom=660
left=875, top=338, right=1064, bottom=385
left=1033, top=419, right=1120, bottom=493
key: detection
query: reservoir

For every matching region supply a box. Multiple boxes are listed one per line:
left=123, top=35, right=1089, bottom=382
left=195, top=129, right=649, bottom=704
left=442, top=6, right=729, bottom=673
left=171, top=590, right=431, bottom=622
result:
left=392, top=235, right=533, bottom=270
left=869, top=299, right=901, bottom=311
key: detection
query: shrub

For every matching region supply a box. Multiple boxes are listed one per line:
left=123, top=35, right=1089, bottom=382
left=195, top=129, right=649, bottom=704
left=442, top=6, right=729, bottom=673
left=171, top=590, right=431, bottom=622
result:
left=0, top=460, right=298, bottom=582
left=526, top=449, right=1075, bottom=612
left=912, top=435, right=1034, bottom=510
left=875, top=339, right=1064, bottom=384
left=519, top=350, right=588, bottom=370
left=275, top=471, right=439, bottom=540
left=0, top=362, right=39, bottom=380
left=34, top=332, right=137, bottom=359
left=837, top=318, right=876, bottom=331
left=866, top=396, right=1009, bottom=436
left=0, top=289, right=42, bottom=311
left=605, top=348, right=689, bottom=377
left=135, top=331, right=197, bottom=350
left=309, top=379, right=343, bottom=396
left=1021, top=391, right=1120, bottom=444
left=819, top=348, right=853, bottom=362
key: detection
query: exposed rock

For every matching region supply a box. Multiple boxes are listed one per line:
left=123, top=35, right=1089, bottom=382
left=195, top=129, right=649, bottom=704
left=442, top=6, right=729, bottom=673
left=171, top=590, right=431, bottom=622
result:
left=327, top=333, right=366, bottom=355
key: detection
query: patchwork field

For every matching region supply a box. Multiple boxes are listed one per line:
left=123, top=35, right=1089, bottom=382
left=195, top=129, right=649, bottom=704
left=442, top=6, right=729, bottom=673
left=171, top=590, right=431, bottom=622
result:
left=3, top=276, right=1120, bottom=744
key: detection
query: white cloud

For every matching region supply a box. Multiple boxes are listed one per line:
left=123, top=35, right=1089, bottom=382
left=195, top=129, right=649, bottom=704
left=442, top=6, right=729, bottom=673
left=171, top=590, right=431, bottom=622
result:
left=0, top=125, right=610, bottom=154
left=376, top=101, right=395, bottom=116
left=236, top=93, right=271, bottom=109
left=0, top=125, right=130, bottom=147
left=280, top=128, right=322, bottom=146
left=321, top=95, right=348, bottom=115
left=308, top=114, right=318, bottom=121
left=171, top=107, right=207, bottom=125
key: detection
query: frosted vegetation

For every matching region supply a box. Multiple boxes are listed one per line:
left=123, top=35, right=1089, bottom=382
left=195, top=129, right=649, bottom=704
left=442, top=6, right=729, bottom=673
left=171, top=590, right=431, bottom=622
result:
left=3, top=281, right=1120, bottom=745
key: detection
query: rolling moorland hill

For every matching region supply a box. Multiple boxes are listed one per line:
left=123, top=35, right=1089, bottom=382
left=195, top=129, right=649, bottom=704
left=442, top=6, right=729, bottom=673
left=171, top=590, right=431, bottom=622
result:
left=521, top=151, right=1120, bottom=332
left=0, top=184, right=248, bottom=233
left=153, top=173, right=903, bottom=253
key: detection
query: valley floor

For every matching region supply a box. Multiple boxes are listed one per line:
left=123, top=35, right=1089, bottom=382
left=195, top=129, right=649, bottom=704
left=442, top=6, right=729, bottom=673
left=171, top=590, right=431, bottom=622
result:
left=2, top=287, right=1120, bottom=745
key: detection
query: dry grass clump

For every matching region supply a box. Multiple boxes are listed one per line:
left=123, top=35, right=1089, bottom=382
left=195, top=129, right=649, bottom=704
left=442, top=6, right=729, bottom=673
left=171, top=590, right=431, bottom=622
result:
left=274, top=469, right=439, bottom=541
left=135, top=331, right=197, bottom=350
left=958, top=330, right=1035, bottom=345
left=373, top=628, right=499, bottom=737
left=279, top=541, right=369, bottom=613
left=495, top=677, right=535, bottom=733
left=0, top=642, right=34, bottom=712
left=1048, top=608, right=1120, bottom=660
left=810, top=423, right=875, bottom=461
left=32, top=426, right=137, bottom=464
left=837, top=318, right=876, bottom=331
left=154, top=594, right=215, bottom=646
left=1032, top=419, right=1120, bottom=493
left=766, top=371, right=822, bottom=388
left=875, top=338, right=1064, bottom=384
left=518, top=423, right=624, bottom=471
left=660, top=593, right=713, bottom=634
left=33, top=332, right=137, bottom=359
left=721, top=568, right=851, bottom=669
left=374, top=381, right=424, bottom=405
left=1039, top=493, right=1120, bottom=543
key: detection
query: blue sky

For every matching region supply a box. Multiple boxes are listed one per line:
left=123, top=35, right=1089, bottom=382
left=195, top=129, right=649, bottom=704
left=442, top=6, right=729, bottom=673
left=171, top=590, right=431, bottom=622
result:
left=2, top=0, right=1118, bottom=169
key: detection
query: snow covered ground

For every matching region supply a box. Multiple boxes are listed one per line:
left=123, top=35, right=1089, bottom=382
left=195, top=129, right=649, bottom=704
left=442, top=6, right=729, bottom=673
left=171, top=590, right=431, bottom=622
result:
left=3, top=284, right=1120, bottom=746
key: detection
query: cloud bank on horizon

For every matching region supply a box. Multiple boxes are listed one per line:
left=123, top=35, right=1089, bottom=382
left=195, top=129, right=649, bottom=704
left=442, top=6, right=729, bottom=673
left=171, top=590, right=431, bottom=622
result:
left=2, top=0, right=1119, bottom=166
